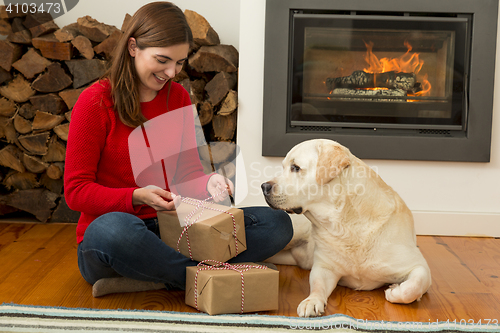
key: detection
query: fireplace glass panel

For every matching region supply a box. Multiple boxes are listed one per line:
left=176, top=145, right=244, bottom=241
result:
left=290, top=14, right=469, bottom=130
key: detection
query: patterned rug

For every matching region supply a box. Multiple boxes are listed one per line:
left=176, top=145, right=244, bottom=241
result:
left=1, top=303, right=499, bottom=333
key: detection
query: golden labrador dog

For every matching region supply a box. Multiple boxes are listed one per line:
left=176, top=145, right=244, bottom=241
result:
left=262, top=139, right=431, bottom=317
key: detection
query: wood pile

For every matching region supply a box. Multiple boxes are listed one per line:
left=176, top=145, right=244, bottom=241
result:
left=175, top=10, right=239, bottom=183
left=0, top=8, right=239, bottom=223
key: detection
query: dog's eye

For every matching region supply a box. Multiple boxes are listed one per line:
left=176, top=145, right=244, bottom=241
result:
left=290, top=164, right=301, bottom=172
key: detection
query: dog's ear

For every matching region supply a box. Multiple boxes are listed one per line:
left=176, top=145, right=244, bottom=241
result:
left=315, top=142, right=350, bottom=185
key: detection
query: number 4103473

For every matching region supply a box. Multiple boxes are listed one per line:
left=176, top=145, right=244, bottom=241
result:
left=5, top=2, right=62, bottom=15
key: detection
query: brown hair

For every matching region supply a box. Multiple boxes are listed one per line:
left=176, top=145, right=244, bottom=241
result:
left=107, top=2, right=193, bottom=127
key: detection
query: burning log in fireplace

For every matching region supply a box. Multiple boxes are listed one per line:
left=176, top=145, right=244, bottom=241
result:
left=325, top=70, right=423, bottom=97
left=329, top=87, right=406, bottom=98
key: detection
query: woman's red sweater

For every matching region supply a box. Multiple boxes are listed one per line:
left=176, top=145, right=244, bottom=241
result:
left=64, top=80, right=210, bottom=243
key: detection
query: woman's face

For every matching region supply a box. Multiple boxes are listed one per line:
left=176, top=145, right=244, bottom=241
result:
left=128, top=39, right=190, bottom=102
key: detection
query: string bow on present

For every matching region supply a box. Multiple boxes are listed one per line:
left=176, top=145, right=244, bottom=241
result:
left=193, top=260, right=269, bottom=314
left=176, top=190, right=239, bottom=260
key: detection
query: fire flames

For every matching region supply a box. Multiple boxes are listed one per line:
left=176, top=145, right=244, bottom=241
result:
left=363, top=40, right=431, bottom=96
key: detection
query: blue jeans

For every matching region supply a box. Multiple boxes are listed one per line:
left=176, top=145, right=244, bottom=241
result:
left=77, top=207, right=293, bottom=290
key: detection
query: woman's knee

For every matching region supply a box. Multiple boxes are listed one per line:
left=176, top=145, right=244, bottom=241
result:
left=243, top=207, right=294, bottom=246
left=83, top=212, right=145, bottom=248
left=270, top=209, right=294, bottom=246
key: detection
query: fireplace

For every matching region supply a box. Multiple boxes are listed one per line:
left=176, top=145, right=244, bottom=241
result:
left=262, top=0, right=498, bottom=162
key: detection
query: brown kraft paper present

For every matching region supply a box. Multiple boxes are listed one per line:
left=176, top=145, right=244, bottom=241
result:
left=157, top=198, right=246, bottom=262
left=185, top=261, right=279, bottom=315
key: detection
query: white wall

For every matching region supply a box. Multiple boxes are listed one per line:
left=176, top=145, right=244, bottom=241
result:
left=236, top=0, right=500, bottom=237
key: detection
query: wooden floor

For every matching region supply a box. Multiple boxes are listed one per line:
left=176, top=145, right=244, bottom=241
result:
left=1, top=221, right=500, bottom=323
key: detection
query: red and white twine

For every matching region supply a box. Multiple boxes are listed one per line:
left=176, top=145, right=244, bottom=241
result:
left=193, top=260, right=268, bottom=314
left=176, top=190, right=238, bottom=260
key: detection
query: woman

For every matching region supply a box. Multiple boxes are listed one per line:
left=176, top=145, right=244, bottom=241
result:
left=64, top=1, right=293, bottom=297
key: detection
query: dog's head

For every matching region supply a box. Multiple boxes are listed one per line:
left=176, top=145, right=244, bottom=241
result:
left=261, top=139, right=351, bottom=214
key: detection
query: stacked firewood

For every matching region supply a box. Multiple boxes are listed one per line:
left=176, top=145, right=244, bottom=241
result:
left=0, top=8, right=238, bottom=223
left=174, top=10, right=239, bottom=185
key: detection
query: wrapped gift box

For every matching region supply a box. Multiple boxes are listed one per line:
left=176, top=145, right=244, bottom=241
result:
left=157, top=199, right=246, bottom=262
left=185, top=262, right=279, bottom=315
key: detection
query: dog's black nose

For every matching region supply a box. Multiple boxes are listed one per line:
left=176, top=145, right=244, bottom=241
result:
left=261, top=182, right=273, bottom=196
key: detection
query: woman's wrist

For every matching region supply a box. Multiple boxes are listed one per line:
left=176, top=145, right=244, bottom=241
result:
left=132, top=188, right=145, bottom=206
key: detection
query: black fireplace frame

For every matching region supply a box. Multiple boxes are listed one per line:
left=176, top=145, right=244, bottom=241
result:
left=262, top=0, right=498, bottom=162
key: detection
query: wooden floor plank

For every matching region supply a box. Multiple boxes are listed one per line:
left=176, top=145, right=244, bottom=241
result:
left=1, top=222, right=500, bottom=323
left=0, top=223, right=36, bottom=251
left=0, top=225, right=77, bottom=304
left=19, top=243, right=80, bottom=305
left=418, top=236, right=490, bottom=294
left=0, top=224, right=68, bottom=282
left=442, top=237, right=500, bottom=290
left=273, top=265, right=310, bottom=316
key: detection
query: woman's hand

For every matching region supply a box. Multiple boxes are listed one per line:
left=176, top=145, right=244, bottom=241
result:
left=207, top=173, right=234, bottom=203
left=133, top=185, right=181, bottom=211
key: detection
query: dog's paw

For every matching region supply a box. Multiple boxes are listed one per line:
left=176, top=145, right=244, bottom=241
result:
left=297, top=296, right=325, bottom=317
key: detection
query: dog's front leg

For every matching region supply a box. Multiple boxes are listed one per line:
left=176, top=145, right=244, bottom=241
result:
left=297, top=265, right=340, bottom=317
